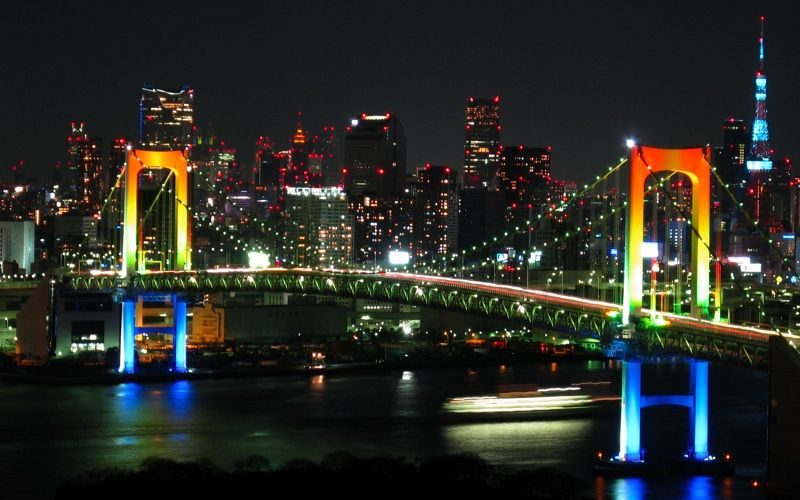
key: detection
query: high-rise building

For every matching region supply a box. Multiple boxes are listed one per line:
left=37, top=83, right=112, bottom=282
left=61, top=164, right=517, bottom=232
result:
left=287, top=114, right=321, bottom=187
left=139, top=85, right=194, bottom=151
left=254, top=136, right=277, bottom=187
left=64, top=122, right=104, bottom=211
left=0, top=220, right=35, bottom=273
left=209, top=146, right=239, bottom=208
left=458, top=187, right=506, bottom=251
left=498, top=145, right=552, bottom=223
left=343, top=113, right=406, bottom=197
left=284, top=186, right=353, bottom=268
left=463, top=96, right=501, bottom=188
left=312, top=125, right=338, bottom=186
left=414, top=165, right=459, bottom=260
left=108, top=138, right=129, bottom=192
left=716, top=119, right=749, bottom=187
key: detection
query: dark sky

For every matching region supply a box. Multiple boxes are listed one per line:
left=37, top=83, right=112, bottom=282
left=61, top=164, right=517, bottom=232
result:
left=2, top=1, right=799, bottom=183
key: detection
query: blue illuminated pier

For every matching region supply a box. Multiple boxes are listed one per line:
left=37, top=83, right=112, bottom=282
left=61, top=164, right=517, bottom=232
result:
left=118, top=293, right=187, bottom=374
left=618, top=359, right=709, bottom=462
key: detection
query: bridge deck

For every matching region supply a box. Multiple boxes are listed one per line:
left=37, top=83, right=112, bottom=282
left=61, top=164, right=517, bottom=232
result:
left=62, top=269, right=792, bottom=358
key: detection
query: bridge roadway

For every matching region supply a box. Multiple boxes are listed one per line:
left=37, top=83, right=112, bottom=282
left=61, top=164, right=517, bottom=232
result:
left=64, top=268, right=794, bottom=365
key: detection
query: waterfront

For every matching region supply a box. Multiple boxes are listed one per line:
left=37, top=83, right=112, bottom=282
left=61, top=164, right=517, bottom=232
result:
left=0, top=361, right=766, bottom=498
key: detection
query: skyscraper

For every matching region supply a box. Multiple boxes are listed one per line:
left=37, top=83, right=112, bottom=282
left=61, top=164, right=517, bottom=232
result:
left=284, top=186, right=353, bottom=268
left=139, top=85, right=194, bottom=151
left=254, top=136, right=277, bottom=187
left=716, top=119, right=749, bottom=188
left=288, top=114, right=321, bottom=187
left=497, top=145, right=552, bottom=224
left=463, top=96, right=501, bottom=188
left=414, top=165, right=459, bottom=260
left=746, top=18, right=772, bottom=172
left=64, top=121, right=104, bottom=211
left=343, top=113, right=406, bottom=197
left=311, top=125, right=338, bottom=186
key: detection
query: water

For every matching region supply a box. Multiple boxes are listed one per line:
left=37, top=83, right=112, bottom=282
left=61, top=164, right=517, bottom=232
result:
left=0, top=361, right=767, bottom=498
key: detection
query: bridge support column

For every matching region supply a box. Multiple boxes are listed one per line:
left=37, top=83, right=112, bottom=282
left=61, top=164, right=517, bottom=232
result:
left=690, top=359, right=709, bottom=460
left=173, top=295, right=187, bottom=373
left=617, top=358, right=710, bottom=462
left=119, top=299, right=136, bottom=373
left=619, top=360, right=642, bottom=461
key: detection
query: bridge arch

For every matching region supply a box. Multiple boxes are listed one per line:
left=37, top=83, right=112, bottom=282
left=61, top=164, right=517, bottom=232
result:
left=623, top=146, right=712, bottom=324
left=123, top=149, right=191, bottom=276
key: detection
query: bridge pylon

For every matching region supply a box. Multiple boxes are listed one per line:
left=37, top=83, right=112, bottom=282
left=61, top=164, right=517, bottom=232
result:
left=122, top=148, right=191, bottom=276
left=119, top=293, right=187, bottom=374
left=622, top=146, right=712, bottom=325
left=119, top=148, right=191, bottom=373
left=618, top=358, right=709, bottom=462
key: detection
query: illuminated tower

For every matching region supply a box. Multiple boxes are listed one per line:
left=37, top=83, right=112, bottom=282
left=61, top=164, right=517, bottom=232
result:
left=288, top=114, right=319, bottom=187
left=463, top=96, right=501, bottom=188
left=746, top=17, right=772, bottom=172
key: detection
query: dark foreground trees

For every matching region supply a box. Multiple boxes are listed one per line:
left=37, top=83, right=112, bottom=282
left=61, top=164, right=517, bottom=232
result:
left=57, top=452, right=588, bottom=499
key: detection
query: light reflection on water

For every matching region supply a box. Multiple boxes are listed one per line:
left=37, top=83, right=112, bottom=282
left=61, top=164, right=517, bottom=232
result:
left=597, top=474, right=742, bottom=500
left=0, top=362, right=766, bottom=499
left=444, top=420, right=593, bottom=467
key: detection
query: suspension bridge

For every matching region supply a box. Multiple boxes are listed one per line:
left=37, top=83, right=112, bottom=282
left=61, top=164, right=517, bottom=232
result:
left=50, top=143, right=800, bottom=477
left=57, top=144, right=800, bottom=374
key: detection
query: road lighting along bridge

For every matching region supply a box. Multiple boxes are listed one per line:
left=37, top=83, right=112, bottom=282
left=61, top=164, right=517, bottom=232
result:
left=64, top=268, right=783, bottom=370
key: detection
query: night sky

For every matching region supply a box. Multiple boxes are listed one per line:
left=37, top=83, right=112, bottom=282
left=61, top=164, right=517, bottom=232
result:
left=2, top=1, right=799, bottom=183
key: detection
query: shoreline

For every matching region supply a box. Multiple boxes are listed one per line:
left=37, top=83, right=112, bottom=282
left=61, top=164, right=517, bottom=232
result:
left=0, top=352, right=608, bottom=386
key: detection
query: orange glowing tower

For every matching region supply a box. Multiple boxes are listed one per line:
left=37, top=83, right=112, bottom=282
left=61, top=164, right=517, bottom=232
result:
left=122, top=149, right=191, bottom=275
left=622, top=146, right=712, bottom=324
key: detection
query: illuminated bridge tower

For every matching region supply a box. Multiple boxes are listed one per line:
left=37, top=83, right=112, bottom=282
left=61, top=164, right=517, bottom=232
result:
left=746, top=17, right=772, bottom=173
left=623, top=146, right=713, bottom=324
left=119, top=149, right=191, bottom=374
left=618, top=359, right=709, bottom=462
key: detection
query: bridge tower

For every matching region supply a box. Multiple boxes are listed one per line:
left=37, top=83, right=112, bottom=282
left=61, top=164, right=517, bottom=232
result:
left=618, top=359, right=709, bottom=462
left=119, top=149, right=191, bottom=373
left=622, top=146, right=713, bottom=325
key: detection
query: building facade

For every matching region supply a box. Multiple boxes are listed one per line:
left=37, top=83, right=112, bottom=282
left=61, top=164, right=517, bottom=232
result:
left=343, top=113, right=406, bottom=197
left=414, top=165, right=459, bottom=260
left=284, top=186, right=353, bottom=268
left=0, top=220, right=35, bottom=273
left=139, top=85, right=194, bottom=150
left=463, top=96, right=501, bottom=188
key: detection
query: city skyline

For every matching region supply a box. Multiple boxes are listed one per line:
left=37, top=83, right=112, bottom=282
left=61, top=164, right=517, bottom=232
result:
left=3, top=2, right=799, bottom=183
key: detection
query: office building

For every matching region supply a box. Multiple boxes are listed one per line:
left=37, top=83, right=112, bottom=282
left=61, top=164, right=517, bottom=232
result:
left=343, top=113, right=406, bottom=197
left=139, top=85, right=194, bottom=150
left=463, top=96, right=501, bottom=188
left=414, top=165, right=458, bottom=260
left=284, top=186, right=353, bottom=268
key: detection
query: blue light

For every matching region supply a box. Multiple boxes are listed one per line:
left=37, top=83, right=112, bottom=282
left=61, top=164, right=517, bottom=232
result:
left=618, top=359, right=710, bottom=462
left=619, top=361, right=641, bottom=461
left=692, top=360, right=709, bottom=460
left=119, top=300, right=136, bottom=373
left=752, top=119, right=769, bottom=142
left=746, top=159, right=772, bottom=170
left=173, top=295, right=187, bottom=373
